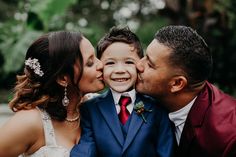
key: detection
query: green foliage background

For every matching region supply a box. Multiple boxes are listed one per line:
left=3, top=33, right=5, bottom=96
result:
left=0, top=0, right=236, bottom=102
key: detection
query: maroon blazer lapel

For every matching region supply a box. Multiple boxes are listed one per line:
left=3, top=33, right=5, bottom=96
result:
left=178, top=83, right=211, bottom=155
left=178, top=119, right=195, bottom=154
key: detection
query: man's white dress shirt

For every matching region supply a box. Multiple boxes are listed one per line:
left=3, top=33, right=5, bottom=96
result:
left=168, top=97, right=197, bottom=145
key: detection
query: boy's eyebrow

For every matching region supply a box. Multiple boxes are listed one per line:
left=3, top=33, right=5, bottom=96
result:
left=103, top=57, right=137, bottom=60
left=103, top=58, right=114, bottom=61
left=125, top=57, right=136, bottom=60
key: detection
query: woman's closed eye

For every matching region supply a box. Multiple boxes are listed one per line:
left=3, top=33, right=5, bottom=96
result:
left=86, top=58, right=94, bottom=67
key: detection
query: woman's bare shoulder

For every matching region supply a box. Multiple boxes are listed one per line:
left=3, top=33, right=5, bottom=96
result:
left=0, top=108, right=43, bottom=139
left=0, top=108, right=43, bottom=156
left=9, top=109, right=42, bottom=128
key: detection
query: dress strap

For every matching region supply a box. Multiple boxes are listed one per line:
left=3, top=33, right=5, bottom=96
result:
left=38, top=108, right=57, bottom=146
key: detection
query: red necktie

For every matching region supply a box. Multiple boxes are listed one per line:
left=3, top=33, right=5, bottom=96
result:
left=118, top=96, right=131, bottom=125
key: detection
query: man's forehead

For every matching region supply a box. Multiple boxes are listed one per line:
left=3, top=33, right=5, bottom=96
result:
left=147, top=39, right=158, bottom=49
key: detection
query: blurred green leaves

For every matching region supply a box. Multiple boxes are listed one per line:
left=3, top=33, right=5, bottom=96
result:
left=28, top=0, right=77, bottom=30
left=0, top=0, right=78, bottom=86
left=0, top=0, right=235, bottom=97
left=1, top=30, right=42, bottom=73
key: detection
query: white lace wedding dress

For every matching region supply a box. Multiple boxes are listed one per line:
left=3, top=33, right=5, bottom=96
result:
left=20, top=109, right=70, bottom=157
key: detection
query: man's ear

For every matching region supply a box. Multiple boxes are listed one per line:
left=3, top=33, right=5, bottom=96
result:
left=56, top=75, right=69, bottom=87
left=169, top=76, right=187, bottom=93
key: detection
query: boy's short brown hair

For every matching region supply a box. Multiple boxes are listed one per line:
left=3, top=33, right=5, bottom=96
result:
left=97, top=26, right=143, bottom=59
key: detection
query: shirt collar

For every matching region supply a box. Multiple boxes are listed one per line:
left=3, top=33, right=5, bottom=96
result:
left=111, top=88, right=136, bottom=105
left=169, top=96, right=197, bottom=126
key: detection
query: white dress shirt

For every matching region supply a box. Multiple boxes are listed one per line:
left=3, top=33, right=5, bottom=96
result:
left=111, top=89, right=136, bottom=114
left=168, top=96, right=197, bottom=145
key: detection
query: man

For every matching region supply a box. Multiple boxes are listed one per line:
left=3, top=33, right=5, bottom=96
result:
left=136, top=25, right=236, bottom=157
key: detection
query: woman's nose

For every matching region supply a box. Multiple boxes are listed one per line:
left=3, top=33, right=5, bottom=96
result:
left=96, top=58, right=103, bottom=70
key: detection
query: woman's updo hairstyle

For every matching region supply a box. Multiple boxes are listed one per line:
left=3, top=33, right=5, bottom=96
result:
left=9, top=31, right=84, bottom=121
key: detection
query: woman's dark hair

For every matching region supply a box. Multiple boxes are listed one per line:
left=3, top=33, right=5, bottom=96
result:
left=9, top=31, right=84, bottom=121
left=97, top=26, right=143, bottom=59
left=155, top=25, right=213, bottom=86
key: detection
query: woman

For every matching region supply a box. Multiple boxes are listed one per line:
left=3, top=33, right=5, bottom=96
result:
left=0, top=31, right=105, bottom=157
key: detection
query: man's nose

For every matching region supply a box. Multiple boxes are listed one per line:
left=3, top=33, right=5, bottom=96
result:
left=136, top=59, right=144, bottom=73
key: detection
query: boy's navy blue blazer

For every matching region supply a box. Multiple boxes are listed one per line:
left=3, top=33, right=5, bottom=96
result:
left=70, top=90, right=174, bottom=157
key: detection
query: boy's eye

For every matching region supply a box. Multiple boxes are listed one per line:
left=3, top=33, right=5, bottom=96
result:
left=125, top=60, right=135, bottom=64
left=105, top=61, right=114, bottom=65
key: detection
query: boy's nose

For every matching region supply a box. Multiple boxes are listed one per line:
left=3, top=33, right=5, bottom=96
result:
left=114, top=64, right=126, bottom=73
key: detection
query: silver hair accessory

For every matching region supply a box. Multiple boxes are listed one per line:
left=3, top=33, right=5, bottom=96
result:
left=25, top=57, right=44, bottom=77
left=62, top=85, right=69, bottom=106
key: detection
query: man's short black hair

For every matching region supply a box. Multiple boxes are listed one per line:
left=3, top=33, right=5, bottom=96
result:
left=155, top=25, right=213, bottom=85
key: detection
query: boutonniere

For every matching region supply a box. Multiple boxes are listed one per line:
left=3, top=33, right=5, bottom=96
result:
left=134, top=101, right=152, bottom=123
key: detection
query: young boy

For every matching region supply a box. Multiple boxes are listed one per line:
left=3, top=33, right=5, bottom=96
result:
left=70, top=26, right=174, bottom=157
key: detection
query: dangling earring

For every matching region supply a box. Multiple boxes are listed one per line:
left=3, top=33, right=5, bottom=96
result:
left=62, top=85, right=69, bottom=106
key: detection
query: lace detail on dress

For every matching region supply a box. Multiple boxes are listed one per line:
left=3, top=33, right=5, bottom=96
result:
left=41, top=109, right=57, bottom=146
left=20, top=109, right=70, bottom=157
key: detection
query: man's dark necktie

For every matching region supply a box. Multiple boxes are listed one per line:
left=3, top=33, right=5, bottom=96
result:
left=118, top=96, right=131, bottom=125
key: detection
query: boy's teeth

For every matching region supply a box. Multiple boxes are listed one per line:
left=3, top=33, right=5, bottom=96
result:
left=114, top=78, right=127, bottom=82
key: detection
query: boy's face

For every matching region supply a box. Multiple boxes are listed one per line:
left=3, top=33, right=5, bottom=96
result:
left=100, top=42, right=140, bottom=93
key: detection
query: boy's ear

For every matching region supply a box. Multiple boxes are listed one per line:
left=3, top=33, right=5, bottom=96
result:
left=169, top=76, right=187, bottom=93
left=56, top=75, right=69, bottom=87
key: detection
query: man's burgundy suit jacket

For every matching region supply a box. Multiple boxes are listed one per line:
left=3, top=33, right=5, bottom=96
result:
left=177, top=82, right=236, bottom=157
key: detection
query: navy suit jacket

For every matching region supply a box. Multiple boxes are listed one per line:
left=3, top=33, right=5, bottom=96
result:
left=176, top=82, right=236, bottom=157
left=70, top=90, right=174, bottom=157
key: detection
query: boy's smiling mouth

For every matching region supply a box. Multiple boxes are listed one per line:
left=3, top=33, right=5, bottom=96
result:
left=112, top=78, right=130, bottom=82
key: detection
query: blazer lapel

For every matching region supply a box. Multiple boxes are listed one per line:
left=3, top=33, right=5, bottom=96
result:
left=98, top=91, right=125, bottom=146
left=178, top=83, right=211, bottom=154
left=178, top=118, right=196, bottom=154
left=122, top=95, right=152, bottom=153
